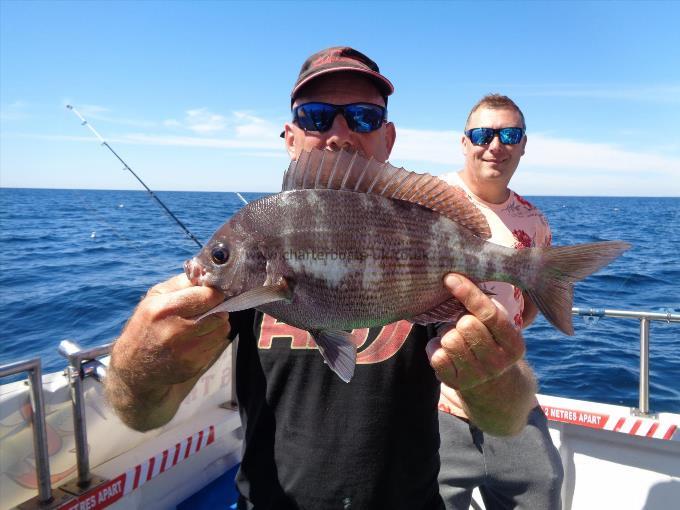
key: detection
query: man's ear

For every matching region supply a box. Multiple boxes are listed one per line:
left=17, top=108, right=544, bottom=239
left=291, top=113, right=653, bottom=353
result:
left=284, top=123, right=297, bottom=159
left=384, top=121, right=396, bottom=156
left=461, top=134, right=469, bottom=156
left=521, top=134, right=527, bottom=156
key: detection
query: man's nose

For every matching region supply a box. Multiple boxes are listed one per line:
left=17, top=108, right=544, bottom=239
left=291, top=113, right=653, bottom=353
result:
left=325, top=114, right=356, bottom=151
left=488, top=133, right=504, bottom=151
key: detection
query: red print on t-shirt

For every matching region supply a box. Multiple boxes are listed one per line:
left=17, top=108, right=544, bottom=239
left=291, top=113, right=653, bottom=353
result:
left=258, top=315, right=413, bottom=364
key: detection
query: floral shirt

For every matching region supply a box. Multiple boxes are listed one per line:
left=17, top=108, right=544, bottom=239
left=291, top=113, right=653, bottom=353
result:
left=437, top=172, right=551, bottom=417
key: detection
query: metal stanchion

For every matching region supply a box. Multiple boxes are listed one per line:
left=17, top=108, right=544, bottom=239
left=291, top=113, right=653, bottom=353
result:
left=0, top=359, right=75, bottom=509
left=57, top=341, right=112, bottom=495
left=639, top=318, right=650, bottom=415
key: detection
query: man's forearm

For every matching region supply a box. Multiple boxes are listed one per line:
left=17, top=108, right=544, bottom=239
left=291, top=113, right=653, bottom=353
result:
left=102, top=274, right=231, bottom=431
left=105, top=363, right=200, bottom=432
left=458, top=359, right=537, bottom=436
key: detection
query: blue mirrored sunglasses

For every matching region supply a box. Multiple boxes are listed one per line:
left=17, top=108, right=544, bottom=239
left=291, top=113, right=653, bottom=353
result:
left=293, top=102, right=387, bottom=134
left=465, top=127, right=525, bottom=145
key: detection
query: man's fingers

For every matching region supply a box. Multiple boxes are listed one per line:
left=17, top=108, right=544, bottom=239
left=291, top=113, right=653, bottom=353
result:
left=444, top=274, right=497, bottom=323
left=450, top=315, right=508, bottom=375
left=148, top=273, right=193, bottom=296
left=192, top=312, right=229, bottom=337
left=444, top=273, right=519, bottom=351
left=176, top=324, right=231, bottom=358
left=195, top=327, right=232, bottom=354
left=158, top=285, right=226, bottom=318
left=425, top=337, right=457, bottom=383
left=427, top=332, right=490, bottom=390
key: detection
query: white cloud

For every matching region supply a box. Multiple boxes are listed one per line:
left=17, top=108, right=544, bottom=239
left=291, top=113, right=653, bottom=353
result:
left=522, top=133, right=680, bottom=172
left=392, top=128, right=679, bottom=173
left=124, top=109, right=282, bottom=149
left=11, top=122, right=680, bottom=177
left=391, top=128, right=680, bottom=196
left=183, top=108, right=227, bottom=134
left=51, top=105, right=284, bottom=151
left=65, top=102, right=157, bottom=128
left=390, top=128, right=463, bottom=166
left=161, top=109, right=281, bottom=140
left=508, top=84, right=680, bottom=104
left=120, top=133, right=281, bottom=151
left=7, top=115, right=679, bottom=195
left=232, top=111, right=281, bottom=140
left=0, top=100, right=31, bottom=121
left=5, top=133, right=100, bottom=143
left=75, top=103, right=110, bottom=116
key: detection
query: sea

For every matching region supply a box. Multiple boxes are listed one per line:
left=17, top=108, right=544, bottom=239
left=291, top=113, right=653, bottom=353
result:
left=1, top=188, right=679, bottom=412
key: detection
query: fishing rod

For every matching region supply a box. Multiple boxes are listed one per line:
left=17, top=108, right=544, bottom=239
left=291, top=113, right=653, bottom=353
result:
left=66, top=104, right=203, bottom=248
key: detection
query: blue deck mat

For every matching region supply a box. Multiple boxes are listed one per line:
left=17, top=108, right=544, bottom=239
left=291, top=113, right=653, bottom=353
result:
left=177, top=463, right=239, bottom=509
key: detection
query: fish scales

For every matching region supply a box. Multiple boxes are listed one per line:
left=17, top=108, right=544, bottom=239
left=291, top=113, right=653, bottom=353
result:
left=230, top=189, right=510, bottom=331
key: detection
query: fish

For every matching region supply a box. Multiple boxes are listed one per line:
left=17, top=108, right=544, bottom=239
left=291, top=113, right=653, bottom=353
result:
left=184, top=148, right=630, bottom=382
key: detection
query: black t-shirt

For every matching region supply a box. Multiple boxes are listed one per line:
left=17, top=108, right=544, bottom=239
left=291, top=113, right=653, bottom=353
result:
left=230, top=309, right=444, bottom=510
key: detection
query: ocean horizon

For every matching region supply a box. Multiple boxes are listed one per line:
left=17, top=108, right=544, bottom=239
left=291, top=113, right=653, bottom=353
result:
left=2, top=185, right=679, bottom=199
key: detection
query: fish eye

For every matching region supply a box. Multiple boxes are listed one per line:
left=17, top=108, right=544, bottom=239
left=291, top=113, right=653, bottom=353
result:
left=210, top=244, right=230, bottom=265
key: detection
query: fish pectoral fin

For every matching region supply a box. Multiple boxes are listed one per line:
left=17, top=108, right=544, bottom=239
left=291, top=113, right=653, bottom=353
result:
left=195, top=280, right=293, bottom=321
left=310, top=330, right=357, bottom=383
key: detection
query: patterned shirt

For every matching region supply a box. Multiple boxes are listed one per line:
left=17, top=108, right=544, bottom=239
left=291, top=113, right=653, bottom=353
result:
left=437, top=172, right=551, bottom=417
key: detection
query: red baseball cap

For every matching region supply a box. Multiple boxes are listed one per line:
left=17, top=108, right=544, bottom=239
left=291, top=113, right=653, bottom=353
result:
left=291, top=46, right=394, bottom=101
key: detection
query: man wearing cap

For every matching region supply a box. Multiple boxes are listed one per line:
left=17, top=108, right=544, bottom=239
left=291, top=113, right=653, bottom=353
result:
left=105, top=47, right=538, bottom=509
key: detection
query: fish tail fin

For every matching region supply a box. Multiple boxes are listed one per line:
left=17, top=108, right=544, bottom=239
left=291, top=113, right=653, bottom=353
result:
left=523, top=241, right=630, bottom=335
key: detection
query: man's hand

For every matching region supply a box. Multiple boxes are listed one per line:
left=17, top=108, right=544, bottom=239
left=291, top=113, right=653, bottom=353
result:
left=426, top=273, right=536, bottom=435
left=106, top=274, right=230, bottom=431
left=426, top=274, right=525, bottom=389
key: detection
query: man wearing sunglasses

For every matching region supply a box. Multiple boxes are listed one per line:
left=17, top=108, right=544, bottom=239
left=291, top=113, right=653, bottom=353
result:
left=438, top=95, right=564, bottom=509
left=106, top=49, right=539, bottom=509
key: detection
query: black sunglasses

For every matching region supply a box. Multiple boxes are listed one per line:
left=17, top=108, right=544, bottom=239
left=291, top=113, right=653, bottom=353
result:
left=293, top=102, right=387, bottom=134
left=465, top=127, right=525, bottom=146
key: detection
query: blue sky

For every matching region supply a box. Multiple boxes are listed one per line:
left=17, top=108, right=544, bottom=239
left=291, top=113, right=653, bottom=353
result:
left=1, top=0, right=679, bottom=196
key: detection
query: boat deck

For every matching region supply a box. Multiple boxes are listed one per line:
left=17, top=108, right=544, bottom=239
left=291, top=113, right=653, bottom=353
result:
left=177, top=464, right=239, bottom=510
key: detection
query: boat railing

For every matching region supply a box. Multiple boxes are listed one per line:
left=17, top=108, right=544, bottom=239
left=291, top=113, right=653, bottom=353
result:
left=57, top=340, right=114, bottom=493
left=0, top=358, right=54, bottom=506
left=571, top=307, right=680, bottom=415
left=1, top=307, right=678, bottom=507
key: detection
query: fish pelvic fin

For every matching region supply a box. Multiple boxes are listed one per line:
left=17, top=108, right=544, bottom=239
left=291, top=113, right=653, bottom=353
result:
left=410, top=298, right=468, bottom=325
left=523, top=240, right=631, bottom=335
left=282, top=148, right=492, bottom=240
left=310, top=329, right=357, bottom=383
left=409, top=290, right=495, bottom=325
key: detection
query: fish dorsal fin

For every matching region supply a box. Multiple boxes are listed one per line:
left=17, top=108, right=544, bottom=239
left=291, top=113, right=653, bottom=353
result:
left=282, top=149, right=491, bottom=239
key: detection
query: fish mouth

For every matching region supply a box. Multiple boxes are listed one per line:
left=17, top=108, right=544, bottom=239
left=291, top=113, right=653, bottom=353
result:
left=184, top=258, right=207, bottom=286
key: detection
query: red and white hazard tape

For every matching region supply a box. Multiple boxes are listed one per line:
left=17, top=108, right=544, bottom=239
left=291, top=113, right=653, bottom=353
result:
left=541, top=405, right=677, bottom=440
left=124, top=424, right=215, bottom=494
left=57, top=425, right=215, bottom=510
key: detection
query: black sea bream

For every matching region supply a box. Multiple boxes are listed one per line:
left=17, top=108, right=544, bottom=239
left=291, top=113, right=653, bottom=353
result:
left=184, top=149, right=630, bottom=382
